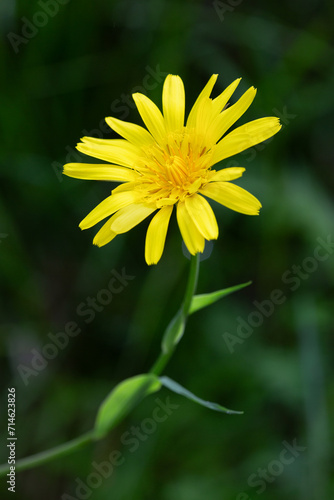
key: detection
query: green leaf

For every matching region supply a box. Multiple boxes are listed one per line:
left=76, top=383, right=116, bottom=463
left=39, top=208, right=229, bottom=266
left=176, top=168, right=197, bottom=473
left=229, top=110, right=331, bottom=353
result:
left=94, top=374, right=161, bottom=439
left=160, top=376, right=243, bottom=415
left=161, top=308, right=185, bottom=354
left=189, top=281, right=252, bottom=315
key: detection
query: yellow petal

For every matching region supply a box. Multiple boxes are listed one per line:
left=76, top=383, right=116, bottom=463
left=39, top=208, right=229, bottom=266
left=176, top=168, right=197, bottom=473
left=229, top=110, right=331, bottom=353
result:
left=176, top=201, right=205, bottom=255
left=77, top=139, right=141, bottom=168
left=155, top=197, right=178, bottom=208
left=80, top=138, right=143, bottom=157
left=145, top=205, right=173, bottom=265
left=111, top=181, right=139, bottom=194
left=186, top=74, right=218, bottom=129
left=63, top=163, right=136, bottom=182
left=212, top=78, right=241, bottom=114
left=200, top=182, right=262, bottom=215
left=132, top=93, right=166, bottom=145
left=209, top=167, right=245, bottom=182
left=80, top=137, right=132, bottom=146
left=79, top=191, right=140, bottom=230
left=105, top=117, right=154, bottom=148
left=193, top=96, right=214, bottom=142
left=162, top=75, right=185, bottom=132
left=184, top=194, right=218, bottom=240
left=212, top=117, right=282, bottom=164
left=110, top=204, right=156, bottom=234
left=93, top=218, right=117, bottom=247
left=208, top=86, right=257, bottom=145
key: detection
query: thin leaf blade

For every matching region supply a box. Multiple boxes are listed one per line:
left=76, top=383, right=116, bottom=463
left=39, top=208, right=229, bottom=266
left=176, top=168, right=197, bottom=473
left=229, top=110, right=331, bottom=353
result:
left=161, top=308, right=185, bottom=354
left=160, top=376, right=243, bottom=415
left=189, top=281, right=252, bottom=315
left=94, top=374, right=161, bottom=439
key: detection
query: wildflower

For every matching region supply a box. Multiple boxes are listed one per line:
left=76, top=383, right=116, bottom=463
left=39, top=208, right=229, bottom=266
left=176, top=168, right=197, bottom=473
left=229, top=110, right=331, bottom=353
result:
left=63, top=75, right=281, bottom=264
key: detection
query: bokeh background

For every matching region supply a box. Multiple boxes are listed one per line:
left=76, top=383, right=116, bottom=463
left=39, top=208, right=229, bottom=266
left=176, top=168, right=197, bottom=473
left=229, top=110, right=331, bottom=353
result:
left=1, top=0, right=333, bottom=498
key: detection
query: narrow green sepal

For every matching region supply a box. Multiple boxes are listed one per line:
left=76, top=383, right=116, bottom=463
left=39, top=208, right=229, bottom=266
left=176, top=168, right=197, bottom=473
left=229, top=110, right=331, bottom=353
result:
left=160, top=376, right=243, bottom=415
left=189, top=281, right=252, bottom=315
left=94, top=374, right=161, bottom=439
left=161, top=308, right=185, bottom=354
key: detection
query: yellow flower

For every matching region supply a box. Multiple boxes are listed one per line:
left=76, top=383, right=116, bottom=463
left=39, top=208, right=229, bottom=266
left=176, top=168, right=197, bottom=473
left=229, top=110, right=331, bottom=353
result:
left=63, top=74, right=281, bottom=265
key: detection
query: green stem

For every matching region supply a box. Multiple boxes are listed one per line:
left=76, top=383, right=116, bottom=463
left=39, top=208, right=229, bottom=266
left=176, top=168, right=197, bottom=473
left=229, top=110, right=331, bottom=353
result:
left=181, top=252, right=200, bottom=317
left=149, top=346, right=172, bottom=376
left=0, top=431, right=94, bottom=476
left=150, top=252, right=200, bottom=375
left=0, top=253, right=201, bottom=476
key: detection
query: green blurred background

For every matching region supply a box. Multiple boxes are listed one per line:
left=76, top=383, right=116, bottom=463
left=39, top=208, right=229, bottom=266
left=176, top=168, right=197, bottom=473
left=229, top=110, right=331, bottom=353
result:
left=1, top=0, right=333, bottom=498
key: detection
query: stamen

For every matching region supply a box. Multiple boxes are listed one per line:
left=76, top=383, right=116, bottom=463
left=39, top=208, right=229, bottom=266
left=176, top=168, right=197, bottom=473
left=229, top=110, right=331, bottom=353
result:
left=138, top=129, right=210, bottom=202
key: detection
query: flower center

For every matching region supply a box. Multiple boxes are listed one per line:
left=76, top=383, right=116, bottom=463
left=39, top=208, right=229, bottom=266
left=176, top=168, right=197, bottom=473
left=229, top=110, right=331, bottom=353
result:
left=137, top=129, right=213, bottom=206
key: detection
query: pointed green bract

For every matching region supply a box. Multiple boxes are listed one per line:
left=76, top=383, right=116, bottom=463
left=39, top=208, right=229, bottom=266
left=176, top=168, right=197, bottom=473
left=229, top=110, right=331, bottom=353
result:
left=161, top=309, right=185, bottom=354
left=160, top=377, right=243, bottom=415
left=189, top=281, right=252, bottom=315
left=94, top=374, right=161, bottom=439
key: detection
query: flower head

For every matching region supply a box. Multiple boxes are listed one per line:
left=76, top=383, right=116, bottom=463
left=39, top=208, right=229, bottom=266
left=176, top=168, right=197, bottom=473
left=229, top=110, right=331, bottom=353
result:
left=63, top=74, right=281, bottom=264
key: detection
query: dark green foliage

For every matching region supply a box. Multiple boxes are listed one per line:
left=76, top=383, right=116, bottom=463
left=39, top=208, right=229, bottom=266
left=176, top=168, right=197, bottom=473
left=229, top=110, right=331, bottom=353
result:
left=0, top=0, right=333, bottom=498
